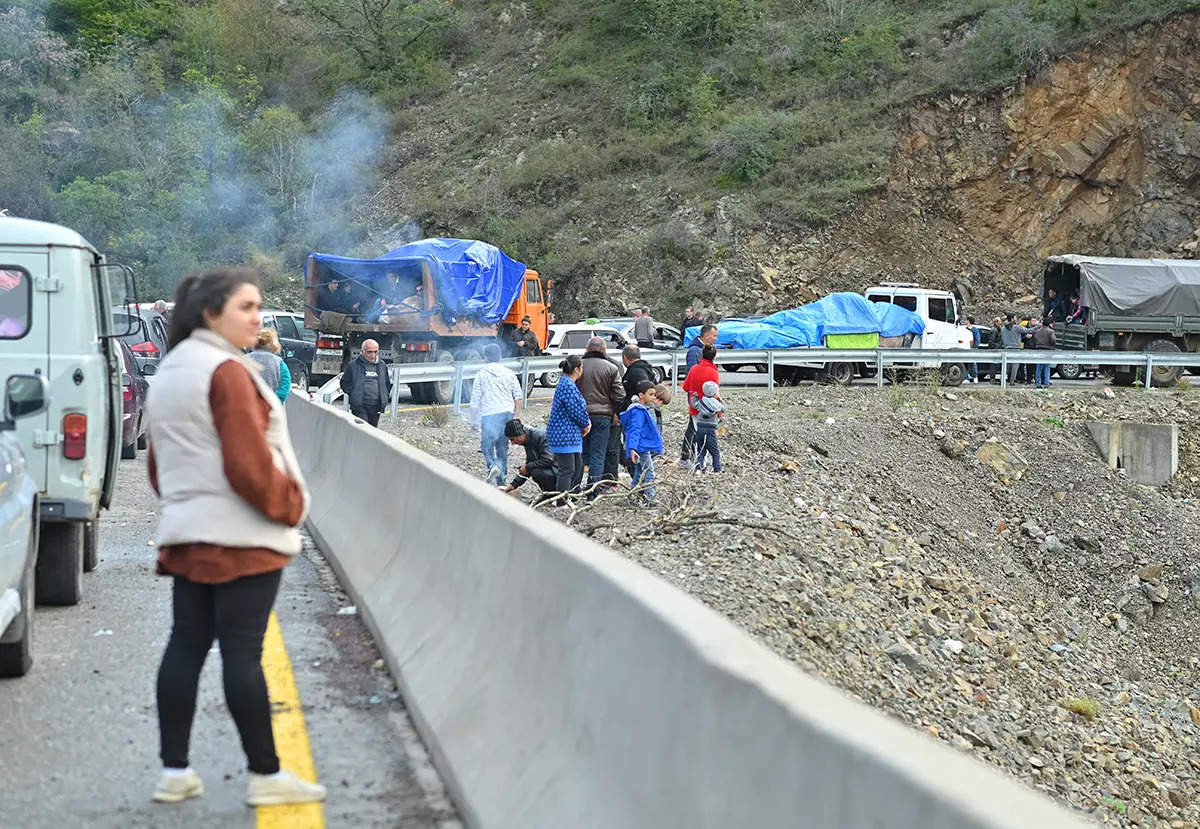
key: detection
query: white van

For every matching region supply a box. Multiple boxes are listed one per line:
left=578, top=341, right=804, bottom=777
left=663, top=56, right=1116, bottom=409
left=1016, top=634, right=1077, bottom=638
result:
left=864, top=282, right=973, bottom=384
left=0, top=217, right=129, bottom=606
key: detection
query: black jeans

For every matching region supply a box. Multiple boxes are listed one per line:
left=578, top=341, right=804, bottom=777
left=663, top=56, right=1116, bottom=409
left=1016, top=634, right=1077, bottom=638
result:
left=158, top=570, right=282, bottom=774
left=680, top=417, right=696, bottom=460
left=352, top=408, right=381, bottom=427
left=604, top=422, right=623, bottom=480
left=553, top=451, right=584, bottom=495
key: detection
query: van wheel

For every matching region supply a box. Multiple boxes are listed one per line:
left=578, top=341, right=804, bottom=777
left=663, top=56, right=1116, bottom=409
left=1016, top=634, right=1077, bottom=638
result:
left=291, top=369, right=308, bottom=392
left=0, top=535, right=35, bottom=677
left=36, top=522, right=83, bottom=607
left=83, top=518, right=99, bottom=573
left=540, top=371, right=561, bottom=388
left=825, top=362, right=854, bottom=385
left=1057, top=363, right=1082, bottom=381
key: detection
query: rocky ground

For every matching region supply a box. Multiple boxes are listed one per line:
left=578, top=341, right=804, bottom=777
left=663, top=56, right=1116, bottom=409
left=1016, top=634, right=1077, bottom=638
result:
left=382, top=382, right=1200, bottom=827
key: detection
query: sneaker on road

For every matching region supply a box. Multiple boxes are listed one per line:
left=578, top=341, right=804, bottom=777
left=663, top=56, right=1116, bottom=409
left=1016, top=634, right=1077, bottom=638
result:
left=152, top=768, right=204, bottom=803
left=487, top=465, right=502, bottom=486
left=246, top=769, right=327, bottom=806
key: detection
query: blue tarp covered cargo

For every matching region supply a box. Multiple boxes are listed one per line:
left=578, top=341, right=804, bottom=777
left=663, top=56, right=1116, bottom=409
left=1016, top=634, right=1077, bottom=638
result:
left=685, top=292, right=924, bottom=350
left=307, top=238, right=528, bottom=324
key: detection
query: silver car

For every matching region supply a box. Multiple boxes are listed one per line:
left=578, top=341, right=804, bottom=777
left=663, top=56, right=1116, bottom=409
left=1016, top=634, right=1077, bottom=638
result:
left=0, top=375, right=52, bottom=676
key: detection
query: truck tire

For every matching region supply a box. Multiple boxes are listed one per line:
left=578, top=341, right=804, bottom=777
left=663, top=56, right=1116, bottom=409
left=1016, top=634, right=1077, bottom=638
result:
left=429, top=352, right=458, bottom=406
left=409, top=383, right=430, bottom=404
left=1145, top=339, right=1183, bottom=387
left=1111, top=369, right=1136, bottom=387
left=36, top=522, right=83, bottom=607
left=0, top=531, right=36, bottom=677
left=941, top=363, right=966, bottom=386
left=825, top=362, right=854, bottom=385
left=83, top=518, right=99, bottom=573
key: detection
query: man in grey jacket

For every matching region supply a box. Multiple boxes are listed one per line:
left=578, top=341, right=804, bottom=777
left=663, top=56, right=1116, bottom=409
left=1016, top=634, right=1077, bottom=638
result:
left=998, top=314, right=1025, bottom=385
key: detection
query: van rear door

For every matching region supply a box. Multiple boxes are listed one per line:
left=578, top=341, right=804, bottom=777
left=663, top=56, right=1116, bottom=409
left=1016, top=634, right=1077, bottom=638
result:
left=0, top=249, right=50, bottom=493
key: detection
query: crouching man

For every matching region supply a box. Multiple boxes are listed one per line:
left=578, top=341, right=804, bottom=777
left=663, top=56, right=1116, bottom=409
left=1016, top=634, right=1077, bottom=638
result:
left=499, top=419, right=556, bottom=499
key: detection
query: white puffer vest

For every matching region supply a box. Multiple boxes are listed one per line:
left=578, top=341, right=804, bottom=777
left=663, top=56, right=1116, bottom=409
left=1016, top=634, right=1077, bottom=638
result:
left=147, top=328, right=310, bottom=555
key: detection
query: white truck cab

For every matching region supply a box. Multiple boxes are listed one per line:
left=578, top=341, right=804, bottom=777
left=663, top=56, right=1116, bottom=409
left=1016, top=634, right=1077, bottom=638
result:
left=0, top=217, right=130, bottom=606
left=865, top=283, right=972, bottom=384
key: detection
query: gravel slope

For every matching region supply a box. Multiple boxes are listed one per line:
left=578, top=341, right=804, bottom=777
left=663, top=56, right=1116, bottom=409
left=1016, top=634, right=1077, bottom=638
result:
left=381, top=384, right=1200, bottom=827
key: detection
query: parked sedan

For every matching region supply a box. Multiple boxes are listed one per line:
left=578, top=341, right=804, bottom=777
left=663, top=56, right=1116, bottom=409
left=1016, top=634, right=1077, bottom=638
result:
left=540, top=324, right=629, bottom=387
left=118, top=340, right=150, bottom=460
left=113, top=307, right=169, bottom=373
left=0, top=374, right=52, bottom=677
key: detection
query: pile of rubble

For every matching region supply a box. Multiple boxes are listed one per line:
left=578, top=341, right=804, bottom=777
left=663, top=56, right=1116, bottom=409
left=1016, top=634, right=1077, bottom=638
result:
left=383, top=385, right=1200, bottom=827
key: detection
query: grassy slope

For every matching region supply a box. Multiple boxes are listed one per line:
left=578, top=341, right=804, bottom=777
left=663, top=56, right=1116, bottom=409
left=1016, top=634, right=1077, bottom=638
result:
left=372, top=0, right=1199, bottom=318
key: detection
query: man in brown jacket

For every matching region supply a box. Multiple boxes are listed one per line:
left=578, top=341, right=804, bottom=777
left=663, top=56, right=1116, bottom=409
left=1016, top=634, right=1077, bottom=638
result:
left=1030, top=316, right=1057, bottom=388
left=577, top=337, right=624, bottom=490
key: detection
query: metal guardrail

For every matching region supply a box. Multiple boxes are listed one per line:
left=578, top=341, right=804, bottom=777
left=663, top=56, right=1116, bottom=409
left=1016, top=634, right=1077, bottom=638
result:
left=315, top=347, right=1195, bottom=416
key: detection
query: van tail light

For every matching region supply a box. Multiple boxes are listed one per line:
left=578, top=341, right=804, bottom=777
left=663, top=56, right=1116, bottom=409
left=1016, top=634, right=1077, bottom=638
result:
left=63, top=414, right=87, bottom=459
left=130, top=341, right=159, bottom=356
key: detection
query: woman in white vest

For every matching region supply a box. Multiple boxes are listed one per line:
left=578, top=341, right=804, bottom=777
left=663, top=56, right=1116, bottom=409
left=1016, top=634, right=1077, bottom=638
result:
left=146, top=268, right=326, bottom=807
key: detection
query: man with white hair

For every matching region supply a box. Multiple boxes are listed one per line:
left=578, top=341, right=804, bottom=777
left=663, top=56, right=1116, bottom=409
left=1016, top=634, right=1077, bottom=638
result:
left=340, top=338, right=391, bottom=426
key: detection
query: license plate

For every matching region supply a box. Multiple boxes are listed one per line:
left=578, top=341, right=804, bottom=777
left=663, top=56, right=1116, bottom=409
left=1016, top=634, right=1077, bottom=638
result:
left=317, top=348, right=341, bottom=357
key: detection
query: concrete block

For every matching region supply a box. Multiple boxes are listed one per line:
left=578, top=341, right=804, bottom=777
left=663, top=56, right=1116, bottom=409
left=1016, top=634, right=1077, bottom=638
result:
left=287, top=397, right=1086, bottom=829
left=1087, top=420, right=1178, bottom=485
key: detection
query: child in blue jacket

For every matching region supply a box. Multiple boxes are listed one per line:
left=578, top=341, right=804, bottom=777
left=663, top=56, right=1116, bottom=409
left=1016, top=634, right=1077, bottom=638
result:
left=619, top=380, right=664, bottom=504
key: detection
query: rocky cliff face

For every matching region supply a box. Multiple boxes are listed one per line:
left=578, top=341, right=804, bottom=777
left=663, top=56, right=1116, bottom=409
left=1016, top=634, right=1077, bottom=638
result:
left=765, top=13, right=1200, bottom=313
left=889, top=14, right=1200, bottom=280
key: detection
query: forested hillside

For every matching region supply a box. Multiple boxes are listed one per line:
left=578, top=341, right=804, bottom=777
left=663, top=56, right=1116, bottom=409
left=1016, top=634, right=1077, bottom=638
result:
left=4, top=0, right=1198, bottom=312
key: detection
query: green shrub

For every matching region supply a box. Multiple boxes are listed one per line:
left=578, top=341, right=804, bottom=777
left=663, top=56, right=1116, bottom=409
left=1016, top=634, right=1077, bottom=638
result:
left=712, top=113, right=775, bottom=184
left=620, top=0, right=752, bottom=49
left=957, top=2, right=1056, bottom=87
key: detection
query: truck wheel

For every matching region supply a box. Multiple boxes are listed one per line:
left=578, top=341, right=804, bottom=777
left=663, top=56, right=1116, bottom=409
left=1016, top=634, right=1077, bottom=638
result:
left=453, top=348, right=483, bottom=403
left=409, top=383, right=429, bottom=404
left=0, top=531, right=36, bottom=677
left=825, top=362, right=854, bottom=385
left=1057, top=363, right=1082, bottom=381
left=36, top=522, right=83, bottom=607
left=430, top=352, right=458, bottom=405
left=1111, top=369, right=1136, bottom=387
left=83, top=518, right=99, bottom=573
left=1145, top=339, right=1183, bottom=387
left=941, top=363, right=966, bottom=386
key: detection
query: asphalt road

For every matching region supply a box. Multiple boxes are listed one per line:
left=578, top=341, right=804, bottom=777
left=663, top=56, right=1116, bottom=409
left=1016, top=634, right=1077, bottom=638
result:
left=0, top=455, right=460, bottom=828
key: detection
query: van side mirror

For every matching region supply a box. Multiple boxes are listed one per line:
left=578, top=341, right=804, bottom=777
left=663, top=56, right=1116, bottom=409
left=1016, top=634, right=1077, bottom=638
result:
left=1, top=374, right=49, bottom=431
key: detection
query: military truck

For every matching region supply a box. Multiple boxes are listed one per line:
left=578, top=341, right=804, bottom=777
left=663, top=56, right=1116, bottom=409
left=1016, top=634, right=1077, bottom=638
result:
left=1042, top=255, right=1200, bottom=386
left=304, top=239, right=550, bottom=404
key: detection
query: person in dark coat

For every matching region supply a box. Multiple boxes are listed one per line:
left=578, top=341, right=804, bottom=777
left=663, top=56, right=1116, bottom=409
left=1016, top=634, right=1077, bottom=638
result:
left=339, top=339, right=390, bottom=427
left=510, top=315, right=541, bottom=356
left=499, top=419, right=556, bottom=498
left=621, top=345, right=656, bottom=410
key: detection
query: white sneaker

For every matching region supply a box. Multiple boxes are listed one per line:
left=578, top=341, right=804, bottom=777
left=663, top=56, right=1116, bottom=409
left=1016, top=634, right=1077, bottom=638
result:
left=246, top=769, right=327, bottom=807
left=487, top=466, right=502, bottom=486
left=152, top=768, right=204, bottom=803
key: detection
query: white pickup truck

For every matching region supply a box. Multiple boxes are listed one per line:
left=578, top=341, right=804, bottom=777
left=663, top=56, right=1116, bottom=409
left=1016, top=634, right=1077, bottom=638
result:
left=863, top=282, right=974, bottom=385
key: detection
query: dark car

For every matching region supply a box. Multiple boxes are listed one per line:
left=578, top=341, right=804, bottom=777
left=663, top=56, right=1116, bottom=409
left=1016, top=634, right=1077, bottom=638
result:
left=113, top=308, right=169, bottom=373
left=118, top=340, right=150, bottom=460
left=261, top=310, right=317, bottom=391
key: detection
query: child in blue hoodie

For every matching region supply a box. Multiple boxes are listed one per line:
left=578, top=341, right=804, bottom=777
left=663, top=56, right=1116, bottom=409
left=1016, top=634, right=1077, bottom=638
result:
left=619, top=380, right=664, bottom=504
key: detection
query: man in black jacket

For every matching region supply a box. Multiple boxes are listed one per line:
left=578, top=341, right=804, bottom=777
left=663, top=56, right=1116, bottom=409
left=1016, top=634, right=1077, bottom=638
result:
left=500, top=419, right=556, bottom=497
left=621, top=345, right=656, bottom=410
left=340, top=339, right=391, bottom=427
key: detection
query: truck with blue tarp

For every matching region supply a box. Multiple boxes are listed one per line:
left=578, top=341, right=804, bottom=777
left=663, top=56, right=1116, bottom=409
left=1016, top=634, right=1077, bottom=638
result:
left=686, top=289, right=973, bottom=385
left=304, top=239, right=551, bottom=404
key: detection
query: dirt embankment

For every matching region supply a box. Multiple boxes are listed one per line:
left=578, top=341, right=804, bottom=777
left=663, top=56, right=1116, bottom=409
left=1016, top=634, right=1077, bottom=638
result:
left=384, top=384, right=1200, bottom=827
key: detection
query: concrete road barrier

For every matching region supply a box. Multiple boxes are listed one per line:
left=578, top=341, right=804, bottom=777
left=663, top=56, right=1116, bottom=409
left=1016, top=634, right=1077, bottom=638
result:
left=287, top=397, right=1087, bottom=829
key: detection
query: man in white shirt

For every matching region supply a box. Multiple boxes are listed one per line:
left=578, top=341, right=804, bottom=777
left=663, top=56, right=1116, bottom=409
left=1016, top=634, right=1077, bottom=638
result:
left=470, top=343, right=523, bottom=484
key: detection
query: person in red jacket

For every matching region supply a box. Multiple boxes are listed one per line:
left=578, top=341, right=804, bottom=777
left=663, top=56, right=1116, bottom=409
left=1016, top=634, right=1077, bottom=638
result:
left=681, top=345, right=720, bottom=464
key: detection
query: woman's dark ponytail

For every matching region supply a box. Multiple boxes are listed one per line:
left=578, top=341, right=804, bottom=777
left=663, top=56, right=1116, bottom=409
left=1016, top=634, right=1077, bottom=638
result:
left=168, top=268, right=261, bottom=350
left=559, top=354, right=582, bottom=375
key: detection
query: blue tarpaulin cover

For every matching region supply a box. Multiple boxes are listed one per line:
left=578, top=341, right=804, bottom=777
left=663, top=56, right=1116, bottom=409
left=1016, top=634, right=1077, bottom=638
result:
left=308, top=238, right=528, bottom=324
left=685, top=292, right=924, bottom=349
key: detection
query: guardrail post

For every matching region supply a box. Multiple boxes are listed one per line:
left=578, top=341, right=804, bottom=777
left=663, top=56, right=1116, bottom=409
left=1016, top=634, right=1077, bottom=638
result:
left=875, top=350, right=884, bottom=389
left=1145, top=354, right=1153, bottom=390
left=672, top=351, right=680, bottom=397
left=1000, top=351, right=1008, bottom=390
left=520, top=358, right=530, bottom=407
left=389, top=365, right=401, bottom=420
left=767, top=351, right=775, bottom=393
left=451, top=363, right=465, bottom=416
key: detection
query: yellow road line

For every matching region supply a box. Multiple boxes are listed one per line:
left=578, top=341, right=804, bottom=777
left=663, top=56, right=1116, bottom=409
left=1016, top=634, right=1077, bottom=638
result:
left=258, top=612, right=324, bottom=829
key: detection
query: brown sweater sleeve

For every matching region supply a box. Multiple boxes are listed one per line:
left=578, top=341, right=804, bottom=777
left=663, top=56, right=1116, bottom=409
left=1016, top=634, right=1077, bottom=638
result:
left=147, top=442, right=159, bottom=496
left=210, top=360, right=305, bottom=527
